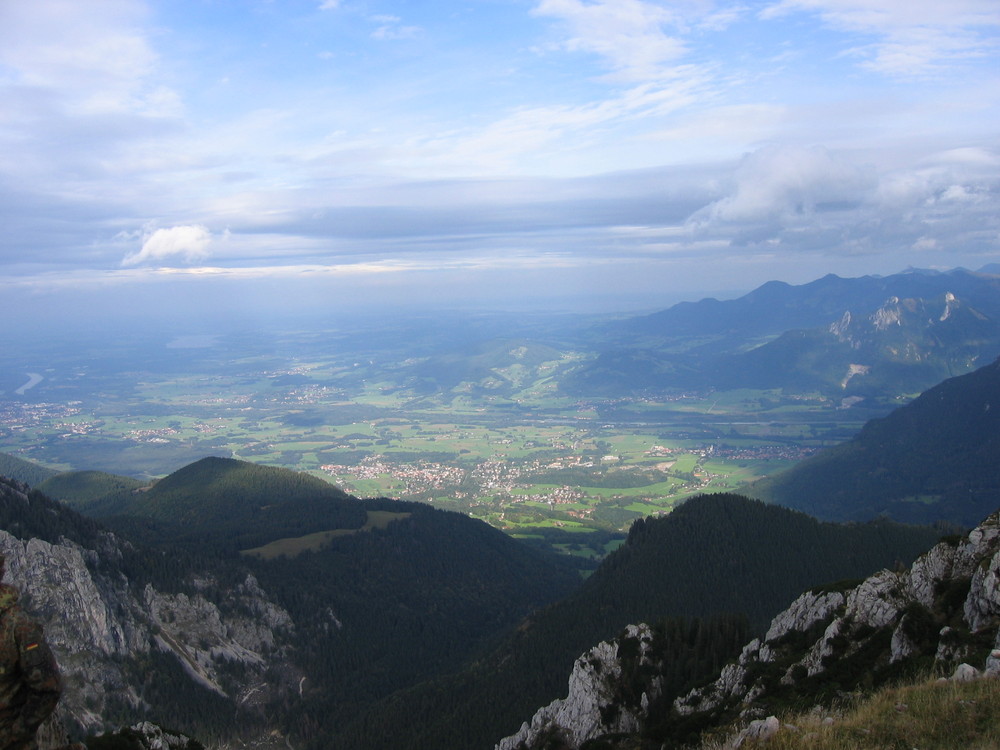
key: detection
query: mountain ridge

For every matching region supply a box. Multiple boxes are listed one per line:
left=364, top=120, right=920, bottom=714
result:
left=88, top=456, right=368, bottom=551
left=620, top=268, right=1000, bottom=343
left=566, top=268, right=1000, bottom=399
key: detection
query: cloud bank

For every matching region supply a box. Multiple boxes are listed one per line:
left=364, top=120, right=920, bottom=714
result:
left=0, top=0, right=996, bottom=321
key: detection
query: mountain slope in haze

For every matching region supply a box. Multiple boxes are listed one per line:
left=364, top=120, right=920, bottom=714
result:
left=613, top=267, right=1000, bottom=348
left=750, top=356, right=1000, bottom=526
left=565, top=268, right=1000, bottom=399
left=337, top=493, right=942, bottom=750
left=0, top=452, right=58, bottom=486
left=398, top=337, right=570, bottom=394
left=708, top=291, right=998, bottom=395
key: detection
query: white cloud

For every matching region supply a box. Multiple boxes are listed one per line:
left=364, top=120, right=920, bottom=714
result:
left=122, top=225, right=213, bottom=267
left=371, top=24, right=422, bottom=41
left=876, top=147, right=1000, bottom=210
left=318, top=0, right=341, bottom=9
left=694, top=144, right=877, bottom=224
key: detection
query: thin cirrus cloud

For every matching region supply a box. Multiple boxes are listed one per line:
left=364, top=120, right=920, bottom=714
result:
left=0, top=0, right=168, bottom=116
left=760, top=0, right=1000, bottom=75
left=532, top=0, right=691, bottom=81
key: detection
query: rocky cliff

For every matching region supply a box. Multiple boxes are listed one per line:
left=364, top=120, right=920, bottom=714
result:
left=0, top=476, right=300, bottom=746
left=497, top=508, right=1000, bottom=749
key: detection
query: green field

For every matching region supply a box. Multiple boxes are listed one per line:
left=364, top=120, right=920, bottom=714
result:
left=242, top=510, right=412, bottom=559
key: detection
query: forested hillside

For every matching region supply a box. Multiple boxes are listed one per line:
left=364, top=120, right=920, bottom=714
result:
left=334, top=493, right=943, bottom=750
left=37, top=470, right=146, bottom=509
left=751, top=356, right=1000, bottom=526
left=248, top=496, right=582, bottom=746
left=90, top=456, right=369, bottom=551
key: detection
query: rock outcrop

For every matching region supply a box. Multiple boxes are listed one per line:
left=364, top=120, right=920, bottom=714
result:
left=496, top=624, right=661, bottom=750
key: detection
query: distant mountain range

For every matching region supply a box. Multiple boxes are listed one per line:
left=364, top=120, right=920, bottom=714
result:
left=253, top=267, right=1000, bottom=406
left=611, top=267, right=1000, bottom=345
left=564, top=267, right=1000, bottom=400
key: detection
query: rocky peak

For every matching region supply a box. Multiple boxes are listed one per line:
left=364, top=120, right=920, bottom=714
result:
left=829, top=311, right=852, bottom=340
left=940, top=291, right=957, bottom=321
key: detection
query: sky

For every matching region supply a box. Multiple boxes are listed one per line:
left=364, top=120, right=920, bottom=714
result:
left=2, top=0, right=999, bottom=330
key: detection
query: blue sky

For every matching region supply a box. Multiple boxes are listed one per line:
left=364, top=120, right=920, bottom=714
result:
left=2, top=0, right=999, bottom=326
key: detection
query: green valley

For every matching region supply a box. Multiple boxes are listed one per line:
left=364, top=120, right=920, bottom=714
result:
left=0, top=321, right=874, bottom=549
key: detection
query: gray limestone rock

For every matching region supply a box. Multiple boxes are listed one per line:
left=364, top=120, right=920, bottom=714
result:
left=0, top=525, right=298, bottom=739
left=765, top=591, right=845, bottom=643
left=906, top=541, right=958, bottom=608
left=844, top=569, right=907, bottom=630
left=672, top=510, right=1000, bottom=729
left=965, top=548, right=1000, bottom=633
left=951, top=663, right=981, bottom=682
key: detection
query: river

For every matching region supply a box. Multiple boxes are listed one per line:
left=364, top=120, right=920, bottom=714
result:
left=14, top=372, right=44, bottom=395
